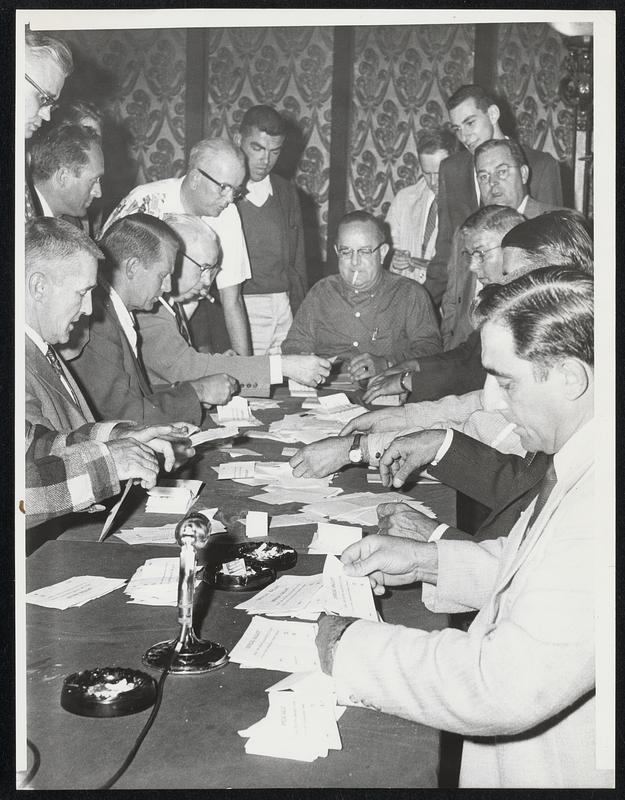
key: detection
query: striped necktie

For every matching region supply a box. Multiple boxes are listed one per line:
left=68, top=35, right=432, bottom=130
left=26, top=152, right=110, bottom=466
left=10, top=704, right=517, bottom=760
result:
left=173, top=302, right=192, bottom=345
left=46, top=345, right=80, bottom=406
left=421, top=197, right=438, bottom=258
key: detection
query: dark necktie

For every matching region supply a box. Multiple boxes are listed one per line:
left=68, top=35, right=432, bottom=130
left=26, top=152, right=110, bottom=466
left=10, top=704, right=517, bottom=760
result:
left=421, top=197, right=438, bottom=258
left=524, top=457, right=557, bottom=537
left=46, top=345, right=80, bottom=406
left=173, top=302, right=192, bottom=345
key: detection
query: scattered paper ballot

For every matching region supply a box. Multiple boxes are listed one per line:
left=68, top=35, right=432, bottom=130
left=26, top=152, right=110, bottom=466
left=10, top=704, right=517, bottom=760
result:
left=269, top=512, right=322, bottom=529
left=124, top=557, right=189, bottom=606
left=288, top=379, right=317, bottom=398
left=317, top=392, right=354, bottom=414
left=225, top=447, right=261, bottom=459
left=322, top=555, right=378, bottom=621
left=367, top=472, right=383, bottom=484
left=308, top=522, right=362, bottom=555
left=281, top=446, right=299, bottom=457
left=217, top=461, right=257, bottom=480
left=235, top=574, right=324, bottom=619
left=228, top=616, right=321, bottom=673
left=239, top=690, right=341, bottom=762
left=372, top=394, right=402, bottom=406
left=221, top=558, right=248, bottom=576
left=189, top=426, right=240, bottom=447
left=145, top=480, right=203, bottom=515
left=116, top=508, right=225, bottom=545
left=26, top=576, right=126, bottom=609
left=217, top=396, right=262, bottom=426
left=248, top=398, right=280, bottom=410
left=246, top=510, right=268, bottom=538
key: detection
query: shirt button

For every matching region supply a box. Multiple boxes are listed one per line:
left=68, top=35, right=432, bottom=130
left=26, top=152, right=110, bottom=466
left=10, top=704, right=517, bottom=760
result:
left=354, top=311, right=361, bottom=318
left=352, top=341, right=359, bottom=347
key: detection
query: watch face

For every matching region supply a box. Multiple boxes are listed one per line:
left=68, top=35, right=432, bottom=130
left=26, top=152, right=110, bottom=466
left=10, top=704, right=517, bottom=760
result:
left=349, top=447, right=362, bottom=464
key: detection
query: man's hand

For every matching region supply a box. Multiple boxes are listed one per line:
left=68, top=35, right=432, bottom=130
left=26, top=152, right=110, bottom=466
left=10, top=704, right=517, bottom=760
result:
left=377, top=502, right=439, bottom=542
left=290, top=436, right=352, bottom=478
left=341, top=534, right=438, bottom=595
left=339, top=407, right=407, bottom=437
left=107, top=439, right=161, bottom=489
left=315, top=613, right=358, bottom=676
left=109, top=423, right=198, bottom=471
left=191, top=374, right=239, bottom=406
left=362, top=372, right=407, bottom=405
left=281, top=354, right=332, bottom=387
left=347, top=353, right=387, bottom=383
left=379, top=429, right=446, bottom=488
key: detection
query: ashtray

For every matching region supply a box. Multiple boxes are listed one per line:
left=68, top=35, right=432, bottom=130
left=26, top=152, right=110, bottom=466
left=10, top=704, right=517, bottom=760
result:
left=229, top=541, right=298, bottom=572
left=204, top=561, right=276, bottom=592
left=61, top=667, right=157, bottom=717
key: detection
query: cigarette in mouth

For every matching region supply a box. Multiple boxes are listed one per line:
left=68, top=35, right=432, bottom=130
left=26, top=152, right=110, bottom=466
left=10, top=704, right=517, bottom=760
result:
left=352, top=270, right=359, bottom=285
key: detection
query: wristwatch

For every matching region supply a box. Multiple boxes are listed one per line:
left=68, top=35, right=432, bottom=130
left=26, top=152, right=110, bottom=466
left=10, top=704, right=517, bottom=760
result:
left=348, top=434, right=364, bottom=464
left=400, top=369, right=412, bottom=393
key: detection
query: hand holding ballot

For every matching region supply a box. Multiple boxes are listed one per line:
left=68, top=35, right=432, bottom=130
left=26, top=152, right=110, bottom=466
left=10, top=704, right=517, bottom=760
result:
left=290, top=436, right=353, bottom=478
left=376, top=502, right=440, bottom=542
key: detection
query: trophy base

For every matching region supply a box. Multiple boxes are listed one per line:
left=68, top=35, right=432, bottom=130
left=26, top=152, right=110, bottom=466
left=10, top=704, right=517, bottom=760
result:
left=142, top=631, right=229, bottom=674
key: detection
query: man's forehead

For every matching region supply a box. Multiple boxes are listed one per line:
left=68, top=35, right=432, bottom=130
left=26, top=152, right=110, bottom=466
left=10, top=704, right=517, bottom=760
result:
left=244, top=127, right=285, bottom=146
left=26, top=57, right=65, bottom=92
left=200, top=154, right=243, bottom=183
left=450, top=98, right=482, bottom=120
left=338, top=220, right=377, bottom=242
left=465, top=227, right=501, bottom=246
left=481, top=321, right=518, bottom=368
left=476, top=147, right=510, bottom=168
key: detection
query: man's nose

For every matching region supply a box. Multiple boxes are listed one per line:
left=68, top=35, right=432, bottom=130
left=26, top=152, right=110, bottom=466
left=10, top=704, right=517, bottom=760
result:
left=39, top=105, right=52, bottom=122
left=91, top=181, right=102, bottom=199
left=482, top=374, right=508, bottom=412
left=468, top=255, right=481, bottom=273
left=81, top=291, right=93, bottom=318
left=222, top=186, right=235, bottom=204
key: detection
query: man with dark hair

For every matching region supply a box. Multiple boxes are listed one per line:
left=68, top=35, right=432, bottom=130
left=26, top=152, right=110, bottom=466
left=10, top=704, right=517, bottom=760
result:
left=232, top=105, right=308, bottom=353
left=103, top=138, right=252, bottom=356
left=387, top=127, right=457, bottom=283
left=68, top=214, right=238, bottom=425
left=282, top=210, right=441, bottom=383
left=315, top=267, right=612, bottom=789
left=29, top=123, right=104, bottom=224
left=24, top=28, right=73, bottom=140
left=424, top=83, right=562, bottom=304
left=51, top=99, right=103, bottom=137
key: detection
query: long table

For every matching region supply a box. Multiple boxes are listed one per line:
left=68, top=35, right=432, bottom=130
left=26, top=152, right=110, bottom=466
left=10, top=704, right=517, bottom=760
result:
left=25, top=391, right=457, bottom=789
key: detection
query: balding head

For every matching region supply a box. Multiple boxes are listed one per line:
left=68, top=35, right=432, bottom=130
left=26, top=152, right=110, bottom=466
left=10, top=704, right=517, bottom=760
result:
left=163, top=214, right=222, bottom=302
left=25, top=28, right=73, bottom=138
left=182, top=138, right=246, bottom=217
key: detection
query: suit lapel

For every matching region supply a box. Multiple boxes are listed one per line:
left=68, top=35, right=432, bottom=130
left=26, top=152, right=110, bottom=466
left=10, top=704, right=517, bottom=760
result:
left=102, top=293, right=153, bottom=395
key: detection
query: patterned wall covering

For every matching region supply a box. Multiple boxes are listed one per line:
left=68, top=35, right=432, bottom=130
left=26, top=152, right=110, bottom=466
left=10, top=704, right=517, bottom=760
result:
left=47, top=28, right=187, bottom=211
left=203, top=26, right=334, bottom=261
left=348, top=25, right=475, bottom=219
left=496, top=23, right=574, bottom=165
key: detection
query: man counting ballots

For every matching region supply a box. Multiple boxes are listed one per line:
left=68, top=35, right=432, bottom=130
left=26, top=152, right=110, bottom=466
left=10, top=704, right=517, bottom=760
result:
left=315, top=267, right=611, bottom=789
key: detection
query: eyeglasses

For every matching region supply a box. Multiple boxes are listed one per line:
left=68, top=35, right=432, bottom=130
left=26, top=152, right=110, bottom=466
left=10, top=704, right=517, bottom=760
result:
left=25, top=73, right=59, bottom=110
left=460, top=245, right=501, bottom=265
left=183, top=252, right=221, bottom=276
left=196, top=167, right=246, bottom=201
left=334, top=243, right=384, bottom=261
left=476, top=164, right=518, bottom=185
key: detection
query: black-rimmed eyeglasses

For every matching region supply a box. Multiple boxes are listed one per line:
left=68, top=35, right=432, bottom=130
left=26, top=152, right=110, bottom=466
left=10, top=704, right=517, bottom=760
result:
left=334, top=243, right=384, bottom=261
left=183, top=252, right=222, bottom=276
left=196, top=167, right=246, bottom=202
left=25, top=73, right=59, bottom=110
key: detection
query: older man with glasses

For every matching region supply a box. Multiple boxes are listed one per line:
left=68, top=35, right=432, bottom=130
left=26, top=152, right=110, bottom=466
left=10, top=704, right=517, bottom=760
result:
left=24, top=28, right=73, bottom=140
left=282, top=210, right=441, bottom=385
left=102, top=138, right=253, bottom=356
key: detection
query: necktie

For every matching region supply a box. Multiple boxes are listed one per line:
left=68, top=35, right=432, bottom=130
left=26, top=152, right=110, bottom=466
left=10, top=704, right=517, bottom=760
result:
left=46, top=345, right=80, bottom=406
left=524, top=457, right=557, bottom=536
left=173, top=302, right=192, bottom=345
left=421, top=198, right=438, bottom=258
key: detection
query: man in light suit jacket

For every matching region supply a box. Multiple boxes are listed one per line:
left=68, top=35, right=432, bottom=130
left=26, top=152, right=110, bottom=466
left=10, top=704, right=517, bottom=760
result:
left=425, top=84, right=563, bottom=304
left=68, top=214, right=239, bottom=426
left=316, top=268, right=612, bottom=788
left=135, top=214, right=331, bottom=397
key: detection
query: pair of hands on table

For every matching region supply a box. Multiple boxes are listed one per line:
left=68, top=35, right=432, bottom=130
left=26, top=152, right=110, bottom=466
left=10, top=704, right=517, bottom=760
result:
left=347, top=353, right=387, bottom=383
left=361, top=358, right=421, bottom=404
left=108, top=421, right=198, bottom=489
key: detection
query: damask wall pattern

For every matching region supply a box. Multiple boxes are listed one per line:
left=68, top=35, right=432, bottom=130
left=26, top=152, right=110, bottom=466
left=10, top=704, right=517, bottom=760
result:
left=47, top=28, right=187, bottom=205
left=203, top=26, right=334, bottom=257
left=496, top=23, right=574, bottom=165
left=347, top=25, right=475, bottom=219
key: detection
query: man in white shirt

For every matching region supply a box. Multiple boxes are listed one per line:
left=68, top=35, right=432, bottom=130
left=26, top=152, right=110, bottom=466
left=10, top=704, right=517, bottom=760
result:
left=315, top=267, right=612, bottom=789
left=102, top=138, right=252, bottom=356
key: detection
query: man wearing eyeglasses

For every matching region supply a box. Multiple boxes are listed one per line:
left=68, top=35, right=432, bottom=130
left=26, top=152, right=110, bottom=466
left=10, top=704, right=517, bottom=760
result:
left=282, top=211, right=441, bottom=383
left=24, top=29, right=73, bottom=140
left=136, top=214, right=332, bottom=396
left=102, top=138, right=253, bottom=357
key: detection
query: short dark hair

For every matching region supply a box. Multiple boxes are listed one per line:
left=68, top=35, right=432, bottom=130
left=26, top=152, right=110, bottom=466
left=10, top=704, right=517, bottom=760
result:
left=25, top=27, right=74, bottom=76
left=501, top=210, right=593, bottom=275
left=337, top=210, right=386, bottom=245
left=239, top=105, right=286, bottom=138
left=52, top=99, right=103, bottom=130
left=474, top=138, right=527, bottom=169
left=461, top=205, right=525, bottom=236
left=30, top=124, right=102, bottom=182
left=26, top=216, right=102, bottom=274
left=98, top=213, right=181, bottom=270
left=447, top=84, right=497, bottom=114
left=472, top=265, right=594, bottom=371
left=416, top=127, right=457, bottom=156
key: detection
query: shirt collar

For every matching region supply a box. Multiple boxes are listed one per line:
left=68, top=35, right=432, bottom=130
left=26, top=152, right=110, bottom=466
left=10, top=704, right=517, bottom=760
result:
left=553, top=417, right=595, bottom=484
left=339, top=269, right=385, bottom=301
left=34, top=186, right=55, bottom=217
left=517, top=194, right=529, bottom=214
left=25, top=324, right=49, bottom=355
left=103, top=281, right=136, bottom=331
left=244, top=174, right=273, bottom=207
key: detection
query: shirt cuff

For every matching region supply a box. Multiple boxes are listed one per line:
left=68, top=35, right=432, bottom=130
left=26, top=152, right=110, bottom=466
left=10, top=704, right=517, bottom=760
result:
left=428, top=523, right=448, bottom=542
left=270, top=355, right=283, bottom=384
left=94, top=421, right=124, bottom=442
left=430, top=428, right=453, bottom=466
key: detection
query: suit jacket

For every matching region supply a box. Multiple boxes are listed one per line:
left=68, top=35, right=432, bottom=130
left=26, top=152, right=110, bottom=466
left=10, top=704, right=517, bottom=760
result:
left=136, top=300, right=273, bottom=397
left=407, top=329, right=485, bottom=403
left=425, top=146, right=563, bottom=304
left=272, top=174, right=308, bottom=313
left=69, top=286, right=203, bottom=425
left=331, top=422, right=611, bottom=787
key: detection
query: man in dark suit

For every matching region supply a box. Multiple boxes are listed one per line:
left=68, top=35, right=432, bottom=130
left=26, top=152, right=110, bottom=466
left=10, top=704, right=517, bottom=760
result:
left=425, top=84, right=562, bottom=304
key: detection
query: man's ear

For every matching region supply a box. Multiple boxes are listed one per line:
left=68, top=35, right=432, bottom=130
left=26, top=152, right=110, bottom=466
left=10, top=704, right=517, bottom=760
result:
left=379, top=243, right=390, bottom=262
left=55, top=167, right=70, bottom=188
left=557, top=357, right=591, bottom=401
left=233, top=131, right=242, bottom=147
left=520, top=164, right=530, bottom=186
left=124, top=256, right=140, bottom=279
left=487, top=104, right=500, bottom=127
left=28, top=271, right=47, bottom=301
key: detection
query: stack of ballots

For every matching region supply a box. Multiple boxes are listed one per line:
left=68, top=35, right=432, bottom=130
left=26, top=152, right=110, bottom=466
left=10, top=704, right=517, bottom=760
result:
left=144, top=479, right=203, bottom=515
left=124, top=557, right=199, bottom=606
left=264, top=393, right=366, bottom=445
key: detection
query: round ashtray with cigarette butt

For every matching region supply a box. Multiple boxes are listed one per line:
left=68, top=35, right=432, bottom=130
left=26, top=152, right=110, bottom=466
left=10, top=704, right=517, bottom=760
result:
left=229, top=541, right=297, bottom=572
left=60, top=667, right=157, bottom=717
left=204, top=557, right=276, bottom=592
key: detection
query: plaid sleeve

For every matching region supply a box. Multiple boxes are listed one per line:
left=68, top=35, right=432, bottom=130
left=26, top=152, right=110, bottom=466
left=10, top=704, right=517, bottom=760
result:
left=25, top=421, right=122, bottom=453
left=25, top=434, right=121, bottom=527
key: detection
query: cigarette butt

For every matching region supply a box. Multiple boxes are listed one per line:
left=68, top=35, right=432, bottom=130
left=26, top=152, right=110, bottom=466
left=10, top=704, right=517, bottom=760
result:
left=352, top=270, right=359, bottom=285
